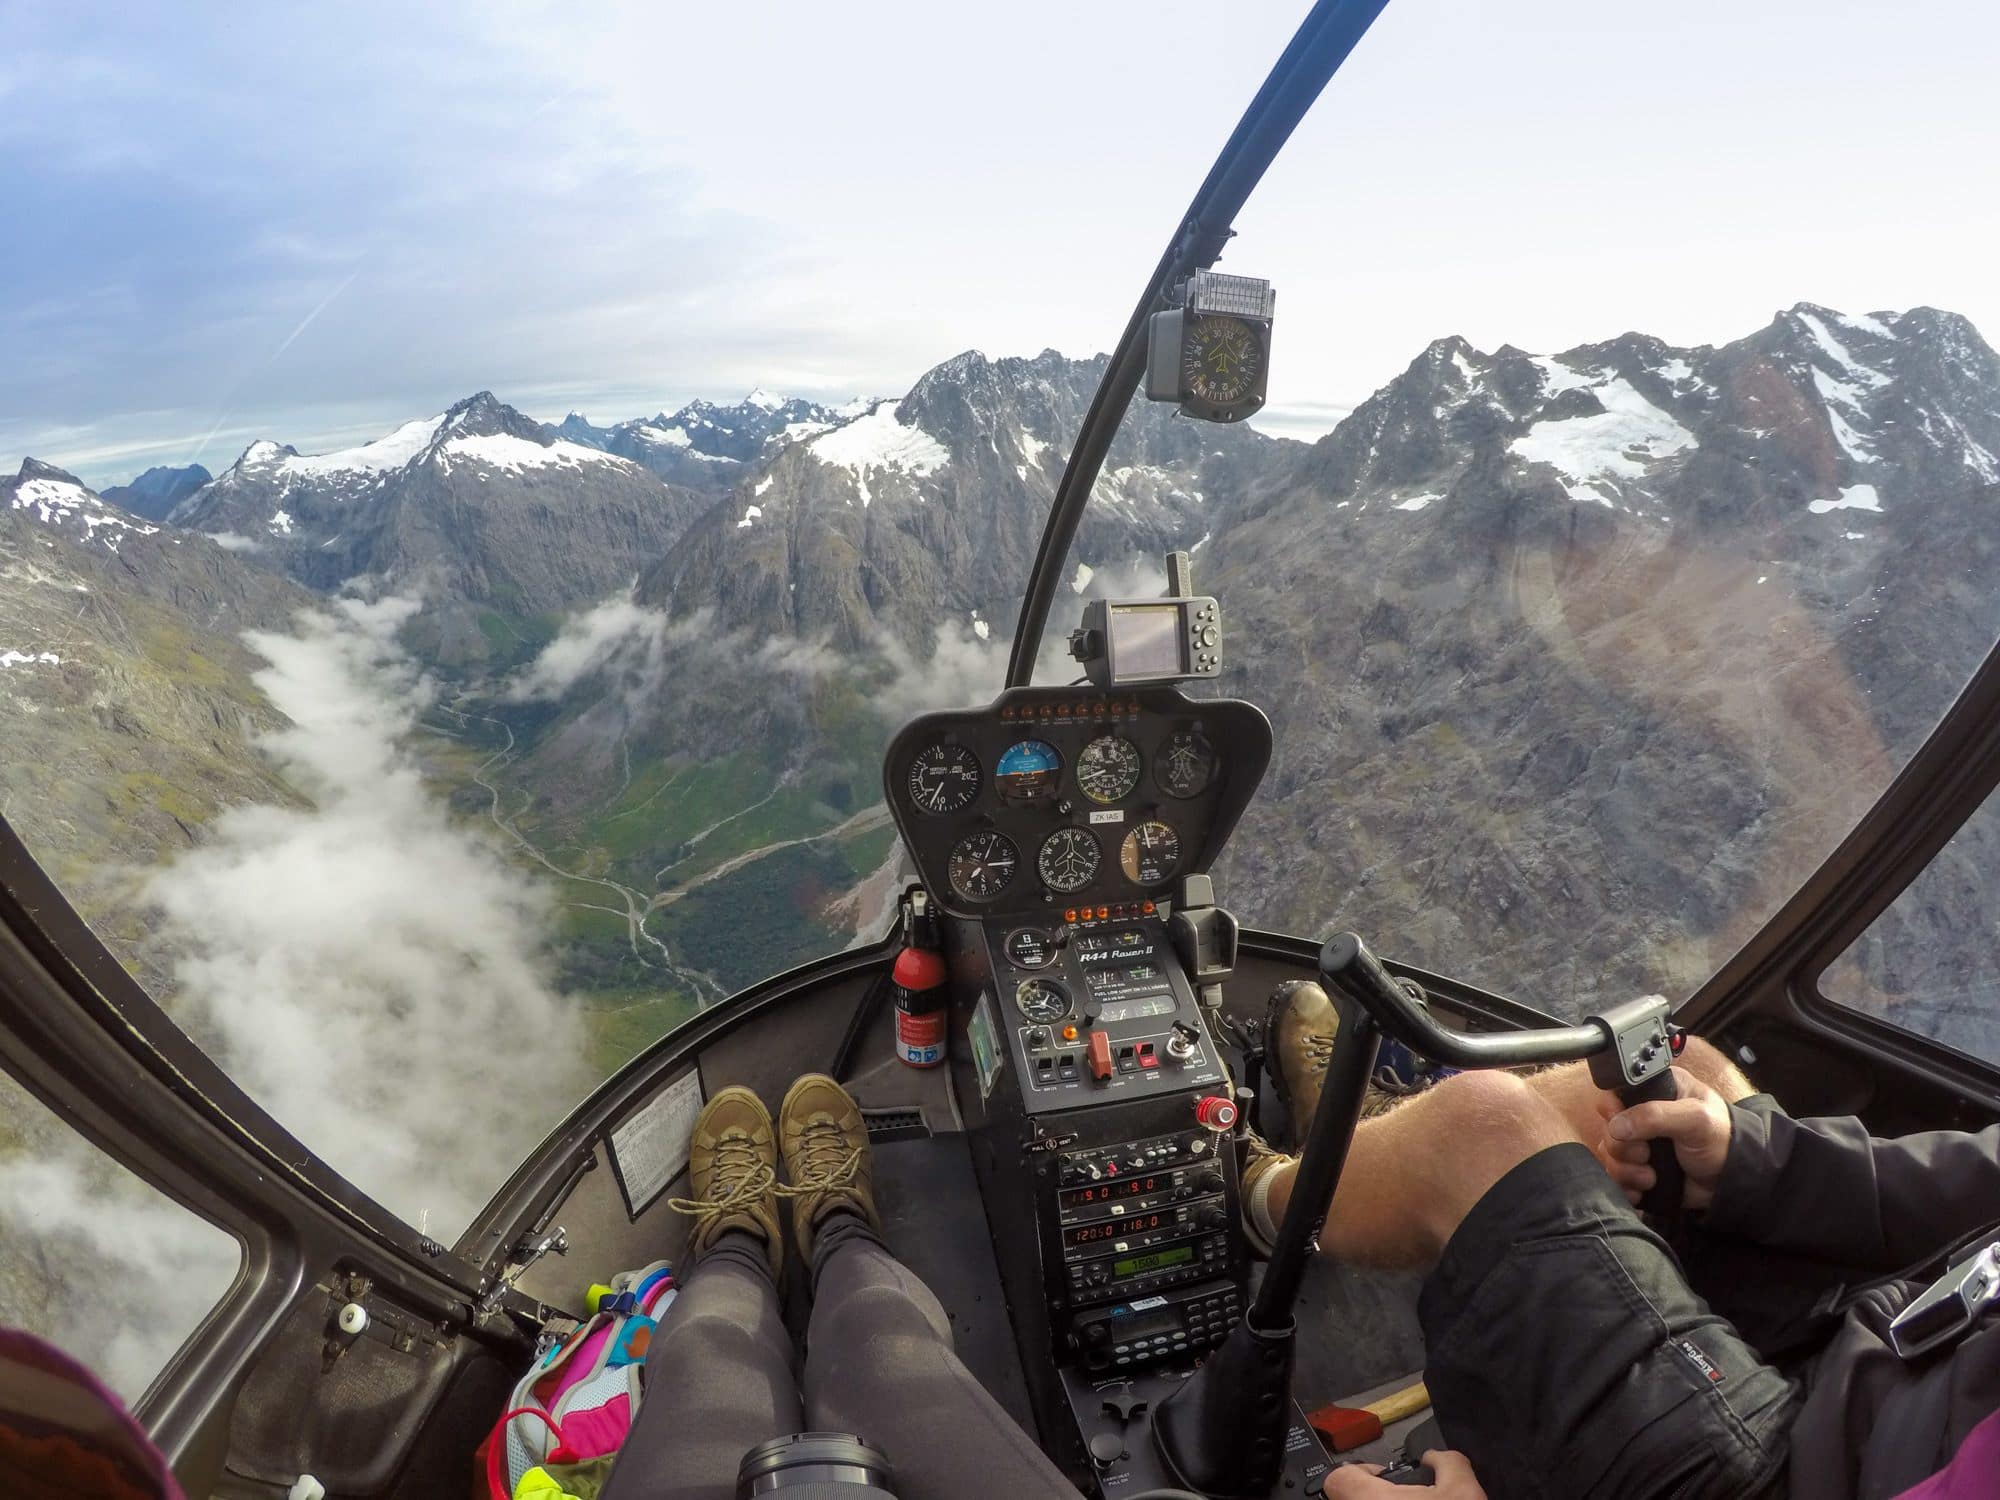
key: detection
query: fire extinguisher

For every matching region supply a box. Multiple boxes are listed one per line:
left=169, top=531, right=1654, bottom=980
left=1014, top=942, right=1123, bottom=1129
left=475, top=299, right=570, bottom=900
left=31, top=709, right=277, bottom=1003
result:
left=893, top=889, right=948, bottom=1069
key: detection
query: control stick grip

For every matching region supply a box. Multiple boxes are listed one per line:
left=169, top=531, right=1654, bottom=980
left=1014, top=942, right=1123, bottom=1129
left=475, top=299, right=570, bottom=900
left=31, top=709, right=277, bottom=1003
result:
left=1622, top=1067, right=1687, bottom=1241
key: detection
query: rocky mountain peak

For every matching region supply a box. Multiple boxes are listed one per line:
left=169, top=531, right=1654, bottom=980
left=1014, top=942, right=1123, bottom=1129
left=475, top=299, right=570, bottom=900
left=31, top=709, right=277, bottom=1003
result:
left=16, top=457, right=86, bottom=486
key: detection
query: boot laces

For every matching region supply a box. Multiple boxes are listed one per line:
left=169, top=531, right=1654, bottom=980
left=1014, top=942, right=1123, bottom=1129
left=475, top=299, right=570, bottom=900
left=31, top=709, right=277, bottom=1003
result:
left=789, top=1116, right=862, bottom=1196
left=666, top=1132, right=775, bottom=1228
left=1301, top=1031, right=1335, bottom=1070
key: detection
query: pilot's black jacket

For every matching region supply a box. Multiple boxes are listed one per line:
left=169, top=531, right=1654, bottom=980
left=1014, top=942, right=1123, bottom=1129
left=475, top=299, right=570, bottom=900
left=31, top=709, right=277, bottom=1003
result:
left=1703, top=1097, right=2000, bottom=1497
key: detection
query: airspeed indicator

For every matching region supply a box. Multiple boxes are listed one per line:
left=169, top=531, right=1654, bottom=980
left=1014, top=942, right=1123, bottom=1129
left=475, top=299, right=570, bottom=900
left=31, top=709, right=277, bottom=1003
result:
left=1076, top=734, right=1142, bottom=804
left=907, top=743, right=981, bottom=815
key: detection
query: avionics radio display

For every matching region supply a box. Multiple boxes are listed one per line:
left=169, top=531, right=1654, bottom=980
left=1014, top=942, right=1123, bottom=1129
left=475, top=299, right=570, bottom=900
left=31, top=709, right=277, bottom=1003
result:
left=1114, top=1245, right=1195, bottom=1277
left=1066, top=1212, right=1171, bottom=1248
left=1060, top=1175, right=1167, bottom=1210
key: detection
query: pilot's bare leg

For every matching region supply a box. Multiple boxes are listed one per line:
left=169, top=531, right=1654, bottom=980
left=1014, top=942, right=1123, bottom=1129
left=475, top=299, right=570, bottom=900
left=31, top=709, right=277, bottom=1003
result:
left=1516, top=1036, right=1754, bottom=1153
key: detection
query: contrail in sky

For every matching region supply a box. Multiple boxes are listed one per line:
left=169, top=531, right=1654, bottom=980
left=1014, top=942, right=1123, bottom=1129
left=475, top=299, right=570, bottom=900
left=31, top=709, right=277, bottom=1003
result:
left=193, top=266, right=363, bottom=464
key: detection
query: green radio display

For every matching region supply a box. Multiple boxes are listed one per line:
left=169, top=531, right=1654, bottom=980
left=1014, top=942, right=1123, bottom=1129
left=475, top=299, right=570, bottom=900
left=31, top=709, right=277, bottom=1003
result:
left=1112, top=1245, right=1195, bottom=1277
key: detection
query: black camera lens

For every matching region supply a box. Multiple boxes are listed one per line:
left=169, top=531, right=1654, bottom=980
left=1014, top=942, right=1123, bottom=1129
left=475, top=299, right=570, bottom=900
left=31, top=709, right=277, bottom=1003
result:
left=735, top=1432, right=898, bottom=1497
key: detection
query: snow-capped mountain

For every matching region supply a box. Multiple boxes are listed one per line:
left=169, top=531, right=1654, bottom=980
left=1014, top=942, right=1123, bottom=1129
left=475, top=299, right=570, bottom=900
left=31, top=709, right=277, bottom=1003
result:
left=172, top=392, right=708, bottom=663
left=637, top=348, right=1297, bottom=649
left=4, top=459, right=163, bottom=552
left=549, top=391, right=854, bottom=491
left=1206, top=303, right=2000, bottom=1014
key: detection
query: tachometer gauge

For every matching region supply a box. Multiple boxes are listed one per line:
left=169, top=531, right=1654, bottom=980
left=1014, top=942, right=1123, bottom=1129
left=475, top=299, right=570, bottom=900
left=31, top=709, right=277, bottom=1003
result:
left=995, top=739, right=1062, bottom=804
left=1037, top=828, right=1101, bottom=893
left=1120, top=820, right=1183, bottom=886
left=1182, top=314, right=1264, bottom=409
left=948, top=830, right=1018, bottom=903
left=1155, top=730, right=1218, bottom=800
left=1075, top=734, right=1142, bottom=804
left=906, top=742, right=981, bottom=815
left=1015, top=977, right=1071, bottom=1023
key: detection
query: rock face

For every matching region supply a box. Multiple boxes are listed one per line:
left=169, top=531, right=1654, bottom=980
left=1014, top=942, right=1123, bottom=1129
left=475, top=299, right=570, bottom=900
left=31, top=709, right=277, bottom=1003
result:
left=0, top=460, right=314, bottom=976
left=551, top=391, right=849, bottom=492
left=172, top=393, right=708, bottom=664
left=100, top=463, right=212, bottom=522
left=638, top=349, right=1299, bottom=650
left=1201, top=305, right=2000, bottom=1018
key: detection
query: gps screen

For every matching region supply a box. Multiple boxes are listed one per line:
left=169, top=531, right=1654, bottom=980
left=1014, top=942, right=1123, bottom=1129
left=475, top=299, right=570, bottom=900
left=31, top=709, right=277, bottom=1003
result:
left=1109, top=605, right=1183, bottom=678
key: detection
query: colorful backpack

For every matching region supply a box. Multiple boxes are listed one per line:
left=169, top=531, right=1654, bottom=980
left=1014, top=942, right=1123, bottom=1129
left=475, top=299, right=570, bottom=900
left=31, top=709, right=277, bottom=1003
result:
left=477, top=1260, right=678, bottom=1500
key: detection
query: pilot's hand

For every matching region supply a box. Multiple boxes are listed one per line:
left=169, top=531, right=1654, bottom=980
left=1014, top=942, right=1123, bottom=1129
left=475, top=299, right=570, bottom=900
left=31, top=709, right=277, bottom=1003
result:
left=1322, top=1450, right=1486, bottom=1496
left=1596, top=1065, right=1733, bottom=1213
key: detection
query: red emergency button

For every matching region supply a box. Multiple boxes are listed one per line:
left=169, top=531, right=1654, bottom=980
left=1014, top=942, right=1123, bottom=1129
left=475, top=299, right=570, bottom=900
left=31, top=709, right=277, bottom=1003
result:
left=1086, top=1030, right=1115, bottom=1082
left=1194, top=1095, right=1239, bottom=1131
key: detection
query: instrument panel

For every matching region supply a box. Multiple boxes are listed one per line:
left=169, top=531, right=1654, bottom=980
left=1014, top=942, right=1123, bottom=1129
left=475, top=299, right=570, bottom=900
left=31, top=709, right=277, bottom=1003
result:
left=883, top=686, right=1272, bottom=917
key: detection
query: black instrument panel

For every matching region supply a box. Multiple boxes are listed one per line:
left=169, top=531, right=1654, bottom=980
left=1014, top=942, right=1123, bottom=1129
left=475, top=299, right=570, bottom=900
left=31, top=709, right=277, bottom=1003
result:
left=883, top=686, right=1272, bottom=917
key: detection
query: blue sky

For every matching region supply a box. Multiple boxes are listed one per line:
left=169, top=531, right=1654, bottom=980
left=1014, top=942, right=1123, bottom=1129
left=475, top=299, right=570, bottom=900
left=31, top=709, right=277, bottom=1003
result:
left=5, top=0, right=1998, bottom=488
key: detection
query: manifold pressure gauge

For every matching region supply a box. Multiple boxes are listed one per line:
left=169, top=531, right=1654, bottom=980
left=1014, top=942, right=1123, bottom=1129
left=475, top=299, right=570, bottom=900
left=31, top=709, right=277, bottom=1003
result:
left=1144, top=270, right=1275, bottom=423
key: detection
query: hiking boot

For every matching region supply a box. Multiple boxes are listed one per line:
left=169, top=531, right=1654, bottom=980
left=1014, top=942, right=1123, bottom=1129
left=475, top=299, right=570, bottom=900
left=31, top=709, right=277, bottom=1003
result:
left=667, top=1086, right=782, bottom=1280
left=1238, top=1130, right=1294, bottom=1258
left=1267, top=980, right=1455, bottom=1148
left=779, top=1073, right=883, bottom=1263
left=1266, top=980, right=1341, bottom=1151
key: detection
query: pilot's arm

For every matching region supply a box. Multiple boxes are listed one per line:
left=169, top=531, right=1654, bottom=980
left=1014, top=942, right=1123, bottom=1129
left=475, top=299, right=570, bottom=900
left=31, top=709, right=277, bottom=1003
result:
left=1601, top=1070, right=2000, bottom=1270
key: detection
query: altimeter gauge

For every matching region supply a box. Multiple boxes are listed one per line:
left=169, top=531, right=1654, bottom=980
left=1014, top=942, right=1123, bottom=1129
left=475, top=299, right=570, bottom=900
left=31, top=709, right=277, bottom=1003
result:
left=1075, top=734, right=1143, bottom=804
left=1120, top=820, right=1183, bottom=887
left=949, top=830, right=1019, bottom=903
left=907, top=742, right=981, bottom=815
left=1037, top=828, right=1102, bottom=894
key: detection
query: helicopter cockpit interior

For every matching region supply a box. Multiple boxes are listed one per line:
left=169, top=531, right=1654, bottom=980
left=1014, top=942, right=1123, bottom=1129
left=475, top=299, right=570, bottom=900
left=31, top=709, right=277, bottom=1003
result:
left=8, top=0, right=2000, bottom=1497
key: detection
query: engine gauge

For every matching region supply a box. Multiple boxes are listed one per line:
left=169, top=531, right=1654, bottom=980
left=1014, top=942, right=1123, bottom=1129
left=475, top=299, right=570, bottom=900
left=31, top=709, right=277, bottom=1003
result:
left=1120, top=820, right=1183, bottom=887
left=906, top=742, right=981, bottom=815
left=1075, top=734, right=1142, bottom=804
left=1015, top=977, right=1071, bottom=1023
left=1037, top=828, right=1101, bottom=893
left=1155, top=730, right=1218, bottom=800
left=994, top=739, right=1062, bottom=804
left=948, top=830, right=1019, bottom=903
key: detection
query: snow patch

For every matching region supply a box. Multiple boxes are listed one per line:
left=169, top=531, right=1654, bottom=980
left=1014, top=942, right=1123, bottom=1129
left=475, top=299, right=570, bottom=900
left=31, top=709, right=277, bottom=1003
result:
left=437, top=434, right=633, bottom=475
left=1841, top=531, right=1869, bottom=541
left=1393, top=493, right=1441, bottom=513
left=12, top=477, right=160, bottom=543
left=970, top=612, right=991, bottom=642
left=1656, top=357, right=1695, bottom=384
left=268, top=509, right=294, bottom=535
left=639, top=424, right=693, bottom=449
left=745, top=388, right=782, bottom=411
left=736, top=505, right=763, bottom=529
left=754, top=475, right=774, bottom=497
left=0, top=650, right=61, bottom=668
left=1841, top=310, right=1896, bottom=339
left=1530, top=355, right=1595, bottom=395
left=1509, top=377, right=1696, bottom=505
left=1071, top=561, right=1095, bottom=594
left=806, top=401, right=949, bottom=507
left=1797, top=311, right=1891, bottom=390
left=1807, top=484, right=1882, bottom=515
left=283, top=415, right=446, bottom=478
left=1450, top=350, right=1477, bottom=383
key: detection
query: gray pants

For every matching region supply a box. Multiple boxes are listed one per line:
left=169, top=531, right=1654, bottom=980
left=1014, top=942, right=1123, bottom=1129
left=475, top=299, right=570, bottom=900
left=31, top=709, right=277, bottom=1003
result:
left=602, top=1214, right=1075, bottom=1500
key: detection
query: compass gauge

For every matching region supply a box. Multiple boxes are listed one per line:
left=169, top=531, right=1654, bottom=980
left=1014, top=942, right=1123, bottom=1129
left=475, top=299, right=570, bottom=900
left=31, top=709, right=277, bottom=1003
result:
left=1037, top=828, right=1102, bottom=894
left=1181, top=315, right=1264, bottom=409
left=1155, top=730, right=1218, bottom=800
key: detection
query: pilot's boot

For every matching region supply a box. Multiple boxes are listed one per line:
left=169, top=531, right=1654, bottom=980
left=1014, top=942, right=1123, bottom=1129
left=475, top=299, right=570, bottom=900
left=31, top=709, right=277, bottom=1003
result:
left=1265, top=979, right=1343, bottom=1151
left=668, top=1086, right=784, bottom=1280
left=778, top=1073, right=884, bottom=1264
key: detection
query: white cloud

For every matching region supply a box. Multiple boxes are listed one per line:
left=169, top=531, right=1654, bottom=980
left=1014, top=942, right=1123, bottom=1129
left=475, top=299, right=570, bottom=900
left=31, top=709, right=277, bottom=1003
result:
left=505, top=592, right=667, bottom=703
left=144, top=595, right=588, bottom=1238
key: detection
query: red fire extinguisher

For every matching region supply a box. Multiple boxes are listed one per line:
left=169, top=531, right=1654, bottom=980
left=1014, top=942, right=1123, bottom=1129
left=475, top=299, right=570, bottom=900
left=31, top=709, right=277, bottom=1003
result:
left=894, top=890, right=948, bottom=1069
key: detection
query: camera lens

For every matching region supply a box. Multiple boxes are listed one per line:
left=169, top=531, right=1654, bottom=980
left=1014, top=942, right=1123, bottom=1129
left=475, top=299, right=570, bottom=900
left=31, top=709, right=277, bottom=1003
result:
left=735, top=1432, right=898, bottom=1497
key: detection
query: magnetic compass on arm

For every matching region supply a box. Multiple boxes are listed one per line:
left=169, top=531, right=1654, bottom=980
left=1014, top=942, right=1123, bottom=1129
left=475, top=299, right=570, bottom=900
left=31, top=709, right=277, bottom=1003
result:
left=1143, top=269, right=1275, bottom=423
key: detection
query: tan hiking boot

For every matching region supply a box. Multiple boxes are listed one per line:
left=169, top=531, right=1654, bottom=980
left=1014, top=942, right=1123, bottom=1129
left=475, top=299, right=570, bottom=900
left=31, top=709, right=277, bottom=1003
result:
left=1266, top=980, right=1340, bottom=1150
left=667, top=1086, right=782, bottom=1279
left=1238, top=1130, right=1294, bottom=1258
left=779, top=1073, right=882, bottom=1263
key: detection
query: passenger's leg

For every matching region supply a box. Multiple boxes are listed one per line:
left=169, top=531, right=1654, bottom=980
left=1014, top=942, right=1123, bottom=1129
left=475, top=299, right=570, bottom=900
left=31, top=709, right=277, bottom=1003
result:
left=602, top=1085, right=799, bottom=1500
left=604, top=1231, right=803, bottom=1500
left=1521, top=1036, right=1755, bottom=1163
left=802, top=1211, right=1073, bottom=1500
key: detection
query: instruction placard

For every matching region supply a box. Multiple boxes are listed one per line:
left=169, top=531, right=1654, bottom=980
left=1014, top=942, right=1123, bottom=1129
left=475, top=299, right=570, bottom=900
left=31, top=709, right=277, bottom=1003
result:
left=608, top=1069, right=705, bottom=1219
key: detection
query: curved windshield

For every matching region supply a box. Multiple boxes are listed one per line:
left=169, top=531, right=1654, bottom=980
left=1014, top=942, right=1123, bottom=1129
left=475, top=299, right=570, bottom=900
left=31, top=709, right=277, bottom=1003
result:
left=1048, top=4, right=2000, bottom=1020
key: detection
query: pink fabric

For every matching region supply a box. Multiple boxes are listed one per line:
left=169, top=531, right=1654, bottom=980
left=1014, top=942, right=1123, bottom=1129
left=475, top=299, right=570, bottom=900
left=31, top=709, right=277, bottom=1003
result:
left=0, top=1326, right=186, bottom=1499
left=558, top=1392, right=633, bottom=1458
left=1892, top=1407, right=2000, bottom=1500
